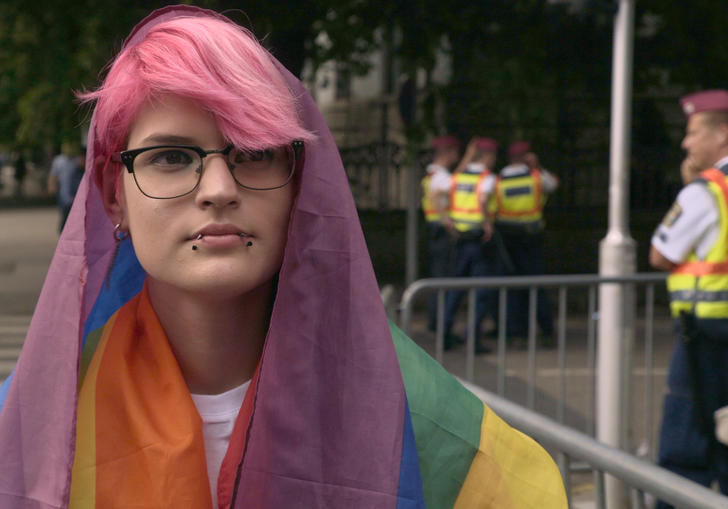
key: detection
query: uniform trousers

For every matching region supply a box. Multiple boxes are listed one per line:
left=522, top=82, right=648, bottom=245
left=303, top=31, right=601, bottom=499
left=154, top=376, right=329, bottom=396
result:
left=496, top=226, right=554, bottom=338
left=443, top=233, right=497, bottom=343
left=426, top=223, right=455, bottom=331
left=656, top=319, right=728, bottom=508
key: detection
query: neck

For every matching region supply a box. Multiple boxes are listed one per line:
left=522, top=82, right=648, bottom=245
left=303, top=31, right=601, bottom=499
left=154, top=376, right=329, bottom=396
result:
left=147, top=278, right=273, bottom=394
left=714, top=149, right=728, bottom=167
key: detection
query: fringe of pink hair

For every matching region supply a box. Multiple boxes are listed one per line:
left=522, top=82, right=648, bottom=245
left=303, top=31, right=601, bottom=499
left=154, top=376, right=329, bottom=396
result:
left=79, top=15, right=316, bottom=169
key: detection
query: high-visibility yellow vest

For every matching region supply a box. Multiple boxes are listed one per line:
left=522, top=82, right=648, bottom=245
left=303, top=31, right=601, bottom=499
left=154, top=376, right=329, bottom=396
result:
left=495, top=169, right=545, bottom=226
left=667, top=167, right=728, bottom=319
left=449, top=169, right=491, bottom=232
left=421, top=174, right=442, bottom=223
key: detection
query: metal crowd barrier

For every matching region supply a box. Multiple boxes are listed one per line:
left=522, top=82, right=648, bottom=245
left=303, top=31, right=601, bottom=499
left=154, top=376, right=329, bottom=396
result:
left=460, top=379, right=728, bottom=509
left=393, top=273, right=728, bottom=506
left=399, top=273, right=667, bottom=450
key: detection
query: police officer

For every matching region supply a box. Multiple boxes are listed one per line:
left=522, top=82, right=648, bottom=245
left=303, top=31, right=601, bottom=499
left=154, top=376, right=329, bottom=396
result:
left=494, top=141, right=558, bottom=345
left=422, top=135, right=460, bottom=331
left=441, top=137, right=499, bottom=353
left=650, top=90, right=728, bottom=506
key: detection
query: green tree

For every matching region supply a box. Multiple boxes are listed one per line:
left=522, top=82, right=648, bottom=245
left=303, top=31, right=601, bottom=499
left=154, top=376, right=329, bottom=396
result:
left=0, top=0, right=385, bottom=154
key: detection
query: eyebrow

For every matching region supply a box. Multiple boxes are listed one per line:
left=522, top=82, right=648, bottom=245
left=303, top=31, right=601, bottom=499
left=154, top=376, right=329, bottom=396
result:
left=139, top=134, right=200, bottom=146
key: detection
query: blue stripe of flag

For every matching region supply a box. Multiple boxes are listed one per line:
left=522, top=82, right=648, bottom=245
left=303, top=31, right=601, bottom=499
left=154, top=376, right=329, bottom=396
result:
left=396, top=398, right=426, bottom=509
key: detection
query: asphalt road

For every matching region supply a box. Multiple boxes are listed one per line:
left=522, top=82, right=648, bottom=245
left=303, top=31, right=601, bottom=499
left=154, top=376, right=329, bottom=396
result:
left=0, top=207, right=57, bottom=382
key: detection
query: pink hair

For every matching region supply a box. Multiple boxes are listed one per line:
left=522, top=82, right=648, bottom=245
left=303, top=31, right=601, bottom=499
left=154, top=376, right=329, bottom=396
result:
left=79, top=15, right=315, bottom=187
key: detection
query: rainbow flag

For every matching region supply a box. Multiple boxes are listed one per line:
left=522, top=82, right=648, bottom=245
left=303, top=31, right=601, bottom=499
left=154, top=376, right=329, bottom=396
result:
left=52, top=246, right=565, bottom=507
left=392, top=325, right=566, bottom=508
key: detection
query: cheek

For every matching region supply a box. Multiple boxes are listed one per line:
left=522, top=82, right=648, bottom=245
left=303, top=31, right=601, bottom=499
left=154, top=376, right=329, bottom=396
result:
left=265, top=190, right=294, bottom=250
left=122, top=181, right=169, bottom=241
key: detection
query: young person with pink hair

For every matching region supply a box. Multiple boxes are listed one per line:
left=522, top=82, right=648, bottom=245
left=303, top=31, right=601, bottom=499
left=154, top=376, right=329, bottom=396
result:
left=0, top=6, right=566, bottom=508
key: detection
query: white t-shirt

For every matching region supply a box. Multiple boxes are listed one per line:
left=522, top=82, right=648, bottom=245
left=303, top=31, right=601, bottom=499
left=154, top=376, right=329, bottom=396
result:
left=426, top=163, right=452, bottom=193
left=651, top=163, right=728, bottom=264
left=464, top=163, right=496, bottom=207
left=465, top=163, right=496, bottom=196
left=191, top=380, right=250, bottom=508
left=498, top=163, right=559, bottom=193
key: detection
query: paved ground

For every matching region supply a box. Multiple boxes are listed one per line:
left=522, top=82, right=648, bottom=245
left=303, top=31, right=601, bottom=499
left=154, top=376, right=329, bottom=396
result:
left=0, top=207, right=57, bottom=383
left=0, top=206, right=679, bottom=507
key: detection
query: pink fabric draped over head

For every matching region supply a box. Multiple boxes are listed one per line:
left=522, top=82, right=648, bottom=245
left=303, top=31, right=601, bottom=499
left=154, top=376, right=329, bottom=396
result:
left=0, top=5, right=406, bottom=508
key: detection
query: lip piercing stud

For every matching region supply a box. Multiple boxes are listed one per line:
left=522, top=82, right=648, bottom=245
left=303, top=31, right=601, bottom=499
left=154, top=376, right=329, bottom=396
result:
left=247, top=241, right=253, bottom=247
left=192, top=245, right=198, bottom=251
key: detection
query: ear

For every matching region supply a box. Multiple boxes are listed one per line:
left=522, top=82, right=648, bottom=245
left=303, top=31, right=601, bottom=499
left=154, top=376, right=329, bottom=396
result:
left=718, top=124, right=728, bottom=146
left=97, top=155, right=126, bottom=227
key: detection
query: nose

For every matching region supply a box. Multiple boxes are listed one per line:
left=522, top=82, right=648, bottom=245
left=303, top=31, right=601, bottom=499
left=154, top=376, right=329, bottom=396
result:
left=194, top=154, right=240, bottom=208
left=680, top=136, right=689, bottom=152
left=681, top=130, right=692, bottom=150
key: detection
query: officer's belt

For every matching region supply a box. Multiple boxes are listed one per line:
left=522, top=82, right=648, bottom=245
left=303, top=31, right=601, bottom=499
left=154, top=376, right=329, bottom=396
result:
left=670, top=289, right=728, bottom=302
left=495, top=221, right=543, bottom=235
left=457, top=229, right=484, bottom=241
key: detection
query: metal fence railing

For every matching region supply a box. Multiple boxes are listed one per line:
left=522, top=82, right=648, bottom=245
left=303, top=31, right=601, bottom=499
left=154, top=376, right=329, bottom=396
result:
left=389, top=273, right=728, bottom=506
left=461, top=380, right=728, bottom=509
left=398, top=273, right=667, bottom=453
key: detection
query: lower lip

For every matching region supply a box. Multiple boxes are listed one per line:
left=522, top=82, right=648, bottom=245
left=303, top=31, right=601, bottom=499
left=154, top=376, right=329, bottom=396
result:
left=196, top=234, right=249, bottom=248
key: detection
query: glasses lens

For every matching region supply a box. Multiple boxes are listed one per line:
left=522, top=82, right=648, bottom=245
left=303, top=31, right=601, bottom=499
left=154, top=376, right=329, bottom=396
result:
left=227, top=146, right=294, bottom=190
left=132, top=147, right=201, bottom=198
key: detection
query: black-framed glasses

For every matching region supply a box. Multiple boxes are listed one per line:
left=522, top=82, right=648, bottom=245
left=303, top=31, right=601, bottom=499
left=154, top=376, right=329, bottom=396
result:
left=112, top=140, right=304, bottom=199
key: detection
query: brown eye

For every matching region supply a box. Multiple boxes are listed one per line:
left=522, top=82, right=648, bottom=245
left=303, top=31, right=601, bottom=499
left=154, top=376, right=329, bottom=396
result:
left=151, top=150, right=192, bottom=166
left=228, top=148, right=248, bottom=165
left=137, top=147, right=197, bottom=173
left=248, top=149, right=274, bottom=162
left=228, top=148, right=274, bottom=165
left=249, top=150, right=264, bottom=162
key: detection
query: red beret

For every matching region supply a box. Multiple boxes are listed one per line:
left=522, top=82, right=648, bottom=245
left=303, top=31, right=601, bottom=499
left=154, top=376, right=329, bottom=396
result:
left=431, top=135, right=461, bottom=151
left=508, top=140, right=531, bottom=157
left=473, top=137, right=498, bottom=152
left=680, top=90, right=728, bottom=117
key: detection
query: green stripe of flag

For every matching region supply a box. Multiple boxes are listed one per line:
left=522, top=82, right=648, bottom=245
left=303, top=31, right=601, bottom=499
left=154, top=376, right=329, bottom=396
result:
left=390, top=322, right=484, bottom=508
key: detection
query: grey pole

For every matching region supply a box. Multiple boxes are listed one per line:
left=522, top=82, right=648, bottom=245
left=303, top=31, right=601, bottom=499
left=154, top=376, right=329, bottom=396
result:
left=406, top=149, right=419, bottom=286
left=598, top=1, right=637, bottom=507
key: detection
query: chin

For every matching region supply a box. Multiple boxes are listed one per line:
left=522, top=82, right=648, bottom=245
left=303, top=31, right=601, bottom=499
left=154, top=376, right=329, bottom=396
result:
left=188, top=269, right=277, bottom=299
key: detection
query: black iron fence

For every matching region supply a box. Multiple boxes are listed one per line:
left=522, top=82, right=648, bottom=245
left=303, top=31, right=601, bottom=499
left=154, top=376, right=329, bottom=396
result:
left=337, top=95, right=687, bottom=213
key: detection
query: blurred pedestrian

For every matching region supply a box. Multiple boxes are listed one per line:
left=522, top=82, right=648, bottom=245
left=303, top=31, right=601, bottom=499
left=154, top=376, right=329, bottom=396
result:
left=75, top=145, right=86, bottom=180
left=650, top=90, right=728, bottom=507
left=14, top=153, right=26, bottom=198
left=442, top=137, right=499, bottom=353
left=47, top=146, right=83, bottom=232
left=494, top=141, right=559, bottom=346
left=422, top=135, right=460, bottom=331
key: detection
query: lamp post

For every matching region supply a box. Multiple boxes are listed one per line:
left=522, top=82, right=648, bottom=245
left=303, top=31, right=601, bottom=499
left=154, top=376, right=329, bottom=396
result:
left=598, top=0, right=636, bottom=507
